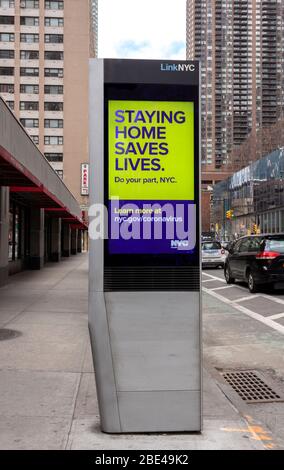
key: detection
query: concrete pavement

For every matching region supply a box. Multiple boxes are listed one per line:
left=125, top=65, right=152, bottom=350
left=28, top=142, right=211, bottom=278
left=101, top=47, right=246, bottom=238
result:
left=0, top=254, right=281, bottom=449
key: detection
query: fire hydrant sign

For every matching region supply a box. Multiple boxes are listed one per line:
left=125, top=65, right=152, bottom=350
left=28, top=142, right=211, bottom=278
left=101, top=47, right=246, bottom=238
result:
left=81, top=163, right=89, bottom=196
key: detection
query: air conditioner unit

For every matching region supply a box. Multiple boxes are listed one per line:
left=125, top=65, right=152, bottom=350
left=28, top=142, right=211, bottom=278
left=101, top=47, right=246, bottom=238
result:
left=20, top=2, right=26, bottom=8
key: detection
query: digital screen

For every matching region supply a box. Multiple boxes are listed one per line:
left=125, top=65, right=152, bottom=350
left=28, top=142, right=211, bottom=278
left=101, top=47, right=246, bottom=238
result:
left=108, top=100, right=196, bottom=254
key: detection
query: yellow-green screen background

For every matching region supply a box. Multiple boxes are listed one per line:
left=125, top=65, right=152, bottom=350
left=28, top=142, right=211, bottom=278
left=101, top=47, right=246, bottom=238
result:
left=108, top=100, right=194, bottom=200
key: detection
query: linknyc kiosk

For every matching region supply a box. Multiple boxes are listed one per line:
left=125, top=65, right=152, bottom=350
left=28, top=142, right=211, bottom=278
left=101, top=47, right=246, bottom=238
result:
left=89, top=59, right=201, bottom=433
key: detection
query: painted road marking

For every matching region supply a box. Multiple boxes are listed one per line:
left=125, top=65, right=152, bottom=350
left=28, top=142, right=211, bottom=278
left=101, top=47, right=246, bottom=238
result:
left=261, top=293, right=284, bottom=306
left=211, top=285, right=235, bottom=291
left=203, top=272, right=226, bottom=282
left=244, top=414, right=279, bottom=450
left=267, top=312, right=284, bottom=320
left=221, top=410, right=280, bottom=449
left=234, top=294, right=261, bottom=303
left=220, top=425, right=274, bottom=448
left=203, top=271, right=284, bottom=304
left=202, top=278, right=219, bottom=283
left=203, top=270, right=284, bottom=333
left=203, top=285, right=284, bottom=335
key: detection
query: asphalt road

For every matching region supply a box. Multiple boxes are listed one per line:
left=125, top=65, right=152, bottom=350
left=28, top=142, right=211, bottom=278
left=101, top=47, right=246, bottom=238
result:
left=202, top=266, right=284, bottom=449
left=202, top=267, right=284, bottom=334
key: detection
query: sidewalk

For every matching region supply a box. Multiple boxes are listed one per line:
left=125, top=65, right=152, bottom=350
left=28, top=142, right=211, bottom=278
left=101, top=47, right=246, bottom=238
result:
left=0, top=254, right=273, bottom=449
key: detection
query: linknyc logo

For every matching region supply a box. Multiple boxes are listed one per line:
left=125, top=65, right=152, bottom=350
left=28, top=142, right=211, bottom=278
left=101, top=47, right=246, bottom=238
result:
left=161, top=63, right=195, bottom=72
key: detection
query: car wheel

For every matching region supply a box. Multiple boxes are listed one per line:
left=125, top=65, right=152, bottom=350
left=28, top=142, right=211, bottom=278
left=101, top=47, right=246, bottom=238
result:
left=248, top=271, right=258, bottom=293
left=225, top=265, right=235, bottom=284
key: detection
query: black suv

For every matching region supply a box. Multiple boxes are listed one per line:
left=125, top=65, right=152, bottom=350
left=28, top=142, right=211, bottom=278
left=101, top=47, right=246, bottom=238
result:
left=224, top=234, right=284, bottom=293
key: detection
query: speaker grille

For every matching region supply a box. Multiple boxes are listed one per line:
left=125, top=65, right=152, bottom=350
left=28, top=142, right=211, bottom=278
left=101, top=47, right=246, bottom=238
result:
left=104, top=266, right=200, bottom=292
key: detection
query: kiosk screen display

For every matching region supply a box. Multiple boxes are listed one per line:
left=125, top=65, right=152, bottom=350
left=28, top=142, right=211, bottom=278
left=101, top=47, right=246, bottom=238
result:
left=108, top=99, right=196, bottom=255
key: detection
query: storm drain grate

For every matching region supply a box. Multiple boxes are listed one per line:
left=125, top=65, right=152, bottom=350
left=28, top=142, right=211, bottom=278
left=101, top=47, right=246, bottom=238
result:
left=221, top=370, right=283, bottom=404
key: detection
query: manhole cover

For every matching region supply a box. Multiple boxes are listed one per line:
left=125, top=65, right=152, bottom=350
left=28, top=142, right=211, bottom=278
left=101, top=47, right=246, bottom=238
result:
left=221, top=370, right=284, bottom=404
left=0, top=329, right=22, bottom=341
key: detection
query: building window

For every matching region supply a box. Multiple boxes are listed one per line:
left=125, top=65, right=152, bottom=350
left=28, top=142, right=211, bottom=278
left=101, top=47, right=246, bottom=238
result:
left=44, top=34, right=63, bottom=43
left=0, top=33, right=14, bottom=42
left=0, top=1, right=15, bottom=7
left=45, top=1, right=64, bottom=10
left=20, top=33, right=39, bottom=43
left=44, top=68, right=63, bottom=78
left=20, top=16, right=39, bottom=26
left=31, top=135, right=39, bottom=144
left=20, top=84, right=39, bottom=94
left=0, top=15, right=14, bottom=24
left=44, top=84, right=63, bottom=94
left=21, top=1, right=39, bottom=8
left=44, top=102, right=63, bottom=111
left=44, top=17, right=64, bottom=27
left=20, top=67, right=39, bottom=76
left=44, top=50, right=63, bottom=60
left=0, top=49, right=14, bottom=58
left=0, top=66, right=14, bottom=75
left=0, top=83, right=14, bottom=93
left=6, top=100, right=14, bottom=109
left=44, top=119, right=63, bottom=128
left=20, top=118, right=39, bottom=128
left=20, top=101, right=39, bottom=110
left=20, top=50, right=39, bottom=60
left=44, top=135, right=63, bottom=145
left=45, top=153, right=63, bottom=162
left=56, top=170, right=63, bottom=179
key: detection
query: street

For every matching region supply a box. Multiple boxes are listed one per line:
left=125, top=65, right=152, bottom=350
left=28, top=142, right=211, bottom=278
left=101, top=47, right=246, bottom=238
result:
left=202, top=267, right=284, bottom=449
left=203, top=267, right=284, bottom=336
left=0, top=255, right=283, bottom=449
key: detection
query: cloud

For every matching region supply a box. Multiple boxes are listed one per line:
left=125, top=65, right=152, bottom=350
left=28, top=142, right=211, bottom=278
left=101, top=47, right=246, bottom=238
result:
left=165, top=41, right=186, bottom=57
left=99, top=0, right=186, bottom=60
left=116, top=40, right=150, bottom=58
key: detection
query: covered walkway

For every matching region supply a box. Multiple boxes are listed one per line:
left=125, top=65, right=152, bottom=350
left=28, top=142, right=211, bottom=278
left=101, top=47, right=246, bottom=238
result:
left=0, top=97, right=87, bottom=286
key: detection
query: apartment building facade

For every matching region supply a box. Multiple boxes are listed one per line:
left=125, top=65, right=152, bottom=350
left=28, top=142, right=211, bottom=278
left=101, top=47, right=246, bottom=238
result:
left=91, top=0, right=98, bottom=57
left=0, top=0, right=96, bottom=205
left=186, top=0, right=284, bottom=183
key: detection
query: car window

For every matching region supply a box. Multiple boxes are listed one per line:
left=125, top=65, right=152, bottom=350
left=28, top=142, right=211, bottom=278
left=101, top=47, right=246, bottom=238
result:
left=227, top=241, right=234, bottom=252
left=239, top=238, right=251, bottom=253
left=233, top=239, right=243, bottom=253
left=264, top=239, right=284, bottom=253
left=248, top=237, right=261, bottom=252
left=202, top=242, right=221, bottom=251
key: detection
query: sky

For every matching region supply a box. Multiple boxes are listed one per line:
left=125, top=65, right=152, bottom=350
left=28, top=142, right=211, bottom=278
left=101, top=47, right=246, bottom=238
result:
left=98, top=0, right=186, bottom=60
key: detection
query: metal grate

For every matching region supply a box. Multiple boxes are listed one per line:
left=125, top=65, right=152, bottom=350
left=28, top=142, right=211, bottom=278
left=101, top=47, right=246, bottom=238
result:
left=221, top=370, right=283, bottom=404
left=104, top=266, right=200, bottom=292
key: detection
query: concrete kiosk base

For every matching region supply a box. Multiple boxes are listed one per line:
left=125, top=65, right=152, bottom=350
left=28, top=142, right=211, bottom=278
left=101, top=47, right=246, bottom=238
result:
left=89, top=291, right=201, bottom=433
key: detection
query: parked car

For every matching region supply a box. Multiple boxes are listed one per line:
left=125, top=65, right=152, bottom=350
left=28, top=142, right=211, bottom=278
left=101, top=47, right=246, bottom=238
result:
left=201, top=231, right=216, bottom=242
left=202, top=240, right=226, bottom=268
left=224, top=234, right=284, bottom=293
